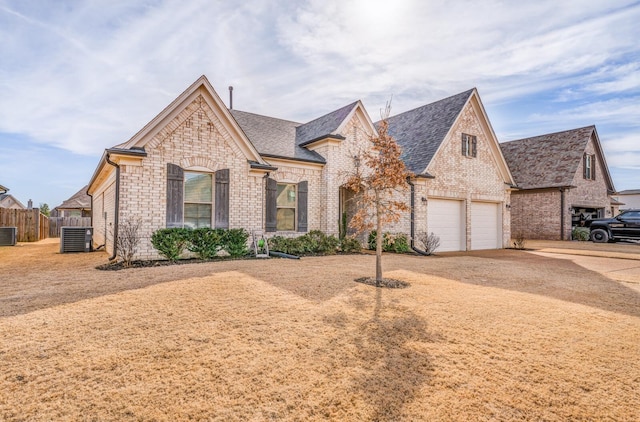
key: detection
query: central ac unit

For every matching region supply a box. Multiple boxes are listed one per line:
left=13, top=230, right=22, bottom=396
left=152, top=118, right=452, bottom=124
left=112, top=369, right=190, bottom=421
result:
left=0, top=227, right=17, bottom=246
left=60, top=227, right=93, bottom=253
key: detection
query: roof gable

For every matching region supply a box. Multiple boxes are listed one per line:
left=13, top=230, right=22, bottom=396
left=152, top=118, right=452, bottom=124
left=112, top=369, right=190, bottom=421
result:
left=116, top=75, right=267, bottom=165
left=383, top=89, right=474, bottom=174
left=56, top=185, right=91, bottom=210
left=229, top=110, right=325, bottom=163
left=501, top=125, right=615, bottom=191
left=295, top=101, right=359, bottom=145
left=231, top=100, right=376, bottom=163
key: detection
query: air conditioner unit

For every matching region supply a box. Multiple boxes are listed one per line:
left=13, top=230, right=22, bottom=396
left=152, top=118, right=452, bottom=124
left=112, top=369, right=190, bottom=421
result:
left=0, top=227, right=17, bottom=246
left=60, top=227, right=93, bottom=253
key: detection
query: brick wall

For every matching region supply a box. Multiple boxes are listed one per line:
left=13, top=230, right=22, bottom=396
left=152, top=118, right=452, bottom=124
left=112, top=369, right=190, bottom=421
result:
left=510, top=133, right=612, bottom=240
left=423, top=100, right=511, bottom=249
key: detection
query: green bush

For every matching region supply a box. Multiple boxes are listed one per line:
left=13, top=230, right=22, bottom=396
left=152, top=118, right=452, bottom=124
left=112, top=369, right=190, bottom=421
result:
left=268, top=231, right=341, bottom=256
left=572, top=227, right=590, bottom=241
left=340, top=236, right=362, bottom=253
left=368, top=231, right=410, bottom=253
left=188, top=228, right=223, bottom=259
left=221, top=228, right=249, bottom=257
left=151, top=228, right=190, bottom=261
left=152, top=227, right=249, bottom=260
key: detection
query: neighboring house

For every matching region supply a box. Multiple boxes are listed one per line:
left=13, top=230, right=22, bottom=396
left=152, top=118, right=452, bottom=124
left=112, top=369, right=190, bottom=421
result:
left=613, top=189, right=640, bottom=210
left=385, top=89, right=515, bottom=251
left=52, top=185, right=91, bottom=217
left=0, top=185, right=26, bottom=210
left=87, top=76, right=514, bottom=260
left=500, top=126, right=616, bottom=240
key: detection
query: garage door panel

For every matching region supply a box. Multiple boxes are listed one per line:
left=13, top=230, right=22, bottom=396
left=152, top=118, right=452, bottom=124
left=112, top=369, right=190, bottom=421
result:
left=471, top=202, right=501, bottom=250
left=427, top=199, right=465, bottom=252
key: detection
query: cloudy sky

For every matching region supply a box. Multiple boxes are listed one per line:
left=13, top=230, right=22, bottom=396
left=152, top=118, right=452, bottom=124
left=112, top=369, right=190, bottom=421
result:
left=1, top=0, right=638, bottom=208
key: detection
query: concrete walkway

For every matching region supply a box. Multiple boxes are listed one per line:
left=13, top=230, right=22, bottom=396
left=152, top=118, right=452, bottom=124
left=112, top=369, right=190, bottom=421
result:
left=526, top=239, right=640, bottom=261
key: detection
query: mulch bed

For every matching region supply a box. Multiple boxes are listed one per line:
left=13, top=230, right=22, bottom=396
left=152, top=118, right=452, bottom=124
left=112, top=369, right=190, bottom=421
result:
left=355, top=277, right=410, bottom=289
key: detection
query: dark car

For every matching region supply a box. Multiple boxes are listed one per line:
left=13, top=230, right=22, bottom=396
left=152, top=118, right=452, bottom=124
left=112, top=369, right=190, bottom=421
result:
left=589, top=209, right=640, bottom=243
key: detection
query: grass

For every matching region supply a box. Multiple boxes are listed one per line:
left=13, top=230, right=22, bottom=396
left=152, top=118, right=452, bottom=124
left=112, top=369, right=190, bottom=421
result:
left=0, top=241, right=639, bottom=420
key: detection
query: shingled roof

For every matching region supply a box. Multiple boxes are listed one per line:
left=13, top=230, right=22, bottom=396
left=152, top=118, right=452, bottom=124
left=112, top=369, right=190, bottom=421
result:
left=55, top=185, right=91, bottom=210
left=383, top=89, right=474, bottom=174
left=500, top=126, right=598, bottom=190
left=230, top=110, right=324, bottom=163
left=231, top=101, right=360, bottom=163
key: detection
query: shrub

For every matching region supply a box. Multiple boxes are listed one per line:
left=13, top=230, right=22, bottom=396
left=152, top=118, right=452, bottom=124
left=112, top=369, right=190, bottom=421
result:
left=188, top=228, right=223, bottom=259
left=572, top=227, right=590, bottom=241
left=512, top=232, right=526, bottom=250
left=221, top=228, right=249, bottom=257
left=340, top=236, right=362, bottom=253
left=268, top=231, right=341, bottom=256
left=417, top=232, right=441, bottom=255
left=151, top=228, right=190, bottom=261
left=114, top=218, right=142, bottom=267
left=368, top=231, right=410, bottom=253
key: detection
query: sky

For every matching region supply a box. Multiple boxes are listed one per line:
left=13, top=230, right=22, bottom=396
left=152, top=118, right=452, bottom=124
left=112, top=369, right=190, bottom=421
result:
left=1, top=0, right=639, bottom=208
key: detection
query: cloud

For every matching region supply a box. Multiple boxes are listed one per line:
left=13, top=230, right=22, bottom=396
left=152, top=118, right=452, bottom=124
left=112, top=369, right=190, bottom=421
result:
left=0, top=0, right=639, bottom=159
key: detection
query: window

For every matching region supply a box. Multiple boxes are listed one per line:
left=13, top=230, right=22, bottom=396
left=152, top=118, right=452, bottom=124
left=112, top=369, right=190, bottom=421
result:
left=584, top=153, right=596, bottom=180
left=462, top=133, right=477, bottom=157
left=184, top=172, right=212, bottom=228
left=276, top=183, right=296, bottom=231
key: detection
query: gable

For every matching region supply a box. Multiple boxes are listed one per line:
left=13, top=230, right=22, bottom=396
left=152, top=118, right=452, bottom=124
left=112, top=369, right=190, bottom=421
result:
left=116, top=76, right=266, bottom=165
left=385, top=89, right=474, bottom=175
left=501, top=125, right=614, bottom=192
left=426, top=95, right=515, bottom=190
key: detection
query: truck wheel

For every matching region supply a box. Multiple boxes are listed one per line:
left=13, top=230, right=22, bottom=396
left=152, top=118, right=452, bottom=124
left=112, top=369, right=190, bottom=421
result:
left=590, top=228, right=609, bottom=243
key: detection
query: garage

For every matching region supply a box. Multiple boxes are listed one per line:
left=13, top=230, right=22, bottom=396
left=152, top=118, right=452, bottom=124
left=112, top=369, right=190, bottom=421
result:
left=427, top=198, right=466, bottom=252
left=471, top=202, right=501, bottom=250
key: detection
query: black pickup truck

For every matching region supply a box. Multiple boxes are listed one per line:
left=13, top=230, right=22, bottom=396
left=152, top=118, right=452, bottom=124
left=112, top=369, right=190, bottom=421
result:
left=589, top=209, right=640, bottom=243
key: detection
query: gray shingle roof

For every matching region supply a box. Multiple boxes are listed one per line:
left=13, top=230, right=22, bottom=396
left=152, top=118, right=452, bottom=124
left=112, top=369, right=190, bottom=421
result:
left=617, top=189, right=640, bottom=195
left=382, top=89, right=474, bottom=174
left=231, top=102, right=360, bottom=163
left=56, top=185, right=91, bottom=210
left=295, top=101, right=358, bottom=145
left=500, top=126, right=596, bottom=190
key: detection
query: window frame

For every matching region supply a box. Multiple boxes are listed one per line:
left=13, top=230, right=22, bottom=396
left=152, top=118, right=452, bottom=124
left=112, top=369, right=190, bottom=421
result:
left=584, top=153, right=596, bottom=180
left=276, top=183, right=297, bottom=231
left=183, top=171, right=214, bottom=228
left=462, top=133, right=477, bottom=158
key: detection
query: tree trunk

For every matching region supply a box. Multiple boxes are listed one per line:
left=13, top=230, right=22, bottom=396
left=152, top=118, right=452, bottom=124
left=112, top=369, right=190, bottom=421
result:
left=375, top=190, right=382, bottom=287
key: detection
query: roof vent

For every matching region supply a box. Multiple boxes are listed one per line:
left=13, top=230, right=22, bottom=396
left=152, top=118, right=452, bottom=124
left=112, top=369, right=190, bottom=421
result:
left=0, top=227, right=17, bottom=246
left=229, top=86, right=233, bottom=110
left=60, top=227, right=93, bottom=253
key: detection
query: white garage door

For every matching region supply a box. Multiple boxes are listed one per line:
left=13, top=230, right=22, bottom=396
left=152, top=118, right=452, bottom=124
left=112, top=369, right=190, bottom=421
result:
left=427, top=199, right=465, bottom=252
left=471, top=202, right=501, bottom=250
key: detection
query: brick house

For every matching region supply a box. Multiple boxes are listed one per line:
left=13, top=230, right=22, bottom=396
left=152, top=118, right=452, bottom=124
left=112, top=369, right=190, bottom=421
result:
left=87, top=76, right=514, bottom=259
left=500, top=126, right=617, bottom=240
left=52, top=185, right=91, bottom=217
left=386, top=89, right=515, bottom=251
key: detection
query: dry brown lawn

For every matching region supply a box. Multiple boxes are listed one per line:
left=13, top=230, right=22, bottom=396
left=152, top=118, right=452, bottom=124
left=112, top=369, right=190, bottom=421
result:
left=1, top=240, right=639, bottom=421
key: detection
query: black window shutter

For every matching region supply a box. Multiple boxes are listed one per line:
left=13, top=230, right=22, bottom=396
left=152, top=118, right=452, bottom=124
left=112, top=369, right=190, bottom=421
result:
left=215, top=169, right=230, bottom=229
left=591, top=154, right=596, bottom=180
left=166, top=163, right=184, bottom=228
left=583, top=154, right=587, bottom=179
left=472, top=136, right=477, bottom=157
left=265, top=178, right=277, bottom=232
left=297, top=181, right=308, bottom=232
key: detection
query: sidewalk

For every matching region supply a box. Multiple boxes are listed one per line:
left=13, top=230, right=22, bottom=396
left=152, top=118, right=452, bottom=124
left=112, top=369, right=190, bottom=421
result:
left=526, top=239, right=640, bottom=261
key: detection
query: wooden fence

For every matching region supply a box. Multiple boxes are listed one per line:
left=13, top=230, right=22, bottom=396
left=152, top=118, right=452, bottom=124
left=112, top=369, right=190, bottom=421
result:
left=0, top=208, right=50, bottom=242
left=48, top=217, right=92, bottom=238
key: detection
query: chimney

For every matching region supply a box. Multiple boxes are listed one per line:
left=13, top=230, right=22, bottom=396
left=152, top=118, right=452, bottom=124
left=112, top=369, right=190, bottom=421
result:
left=28, top=199, right=33, bottom=209
left=229, top=86, right=233, bottom=110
